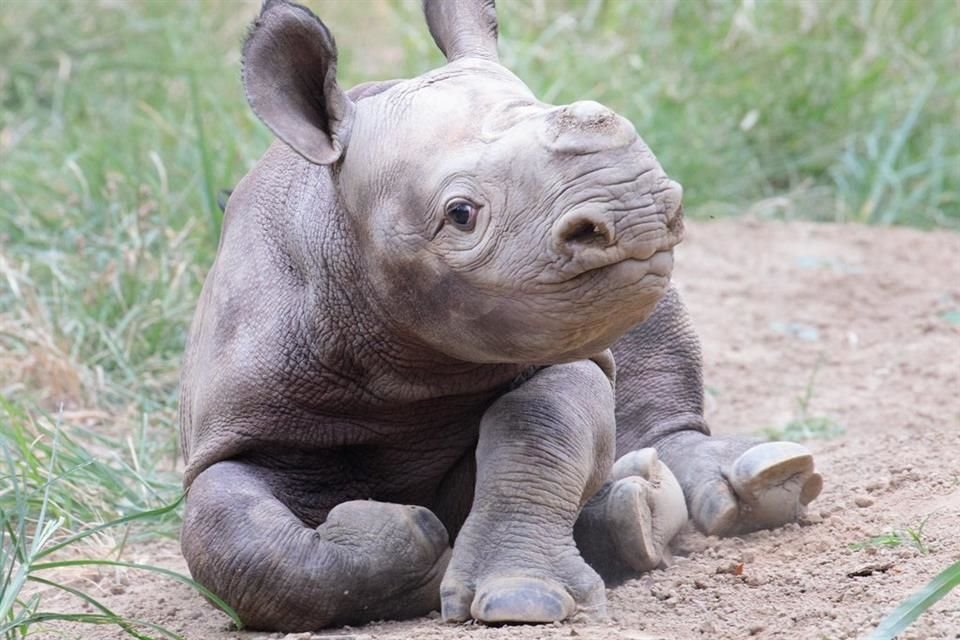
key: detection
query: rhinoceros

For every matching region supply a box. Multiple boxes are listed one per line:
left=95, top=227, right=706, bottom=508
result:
left=178, top=0, right=822, bottom=631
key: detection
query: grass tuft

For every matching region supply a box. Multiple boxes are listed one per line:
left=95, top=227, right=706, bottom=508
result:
left=849, top=516, right=933, bottom=555
left=763, top=357, right=844, bottom=442
left=0, top=401, right=241, bottom=639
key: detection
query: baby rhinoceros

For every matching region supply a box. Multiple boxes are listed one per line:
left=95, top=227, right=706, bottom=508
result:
left=179, top=0, right=822, bottom=631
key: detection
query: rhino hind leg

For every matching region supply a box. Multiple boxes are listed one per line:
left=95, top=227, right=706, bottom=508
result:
left=181, top=460, right=450, bottom=631
left=612, top=286, right=822, bottom=537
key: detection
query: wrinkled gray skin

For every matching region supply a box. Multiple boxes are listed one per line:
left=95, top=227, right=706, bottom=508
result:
left=179, top=0, right=822, bottom=631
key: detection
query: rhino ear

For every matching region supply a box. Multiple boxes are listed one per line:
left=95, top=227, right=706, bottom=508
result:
left=242, top=0, right=354, bottom=165
left=423, top=0, right=499, bottom=63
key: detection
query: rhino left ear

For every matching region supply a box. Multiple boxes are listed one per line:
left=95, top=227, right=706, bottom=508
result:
left=242, top=0, right=354, bottom=165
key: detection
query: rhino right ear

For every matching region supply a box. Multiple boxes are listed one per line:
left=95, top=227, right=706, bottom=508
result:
left=423, top=0, right=499, bottom=63
left=242, top=0, right=354, bottom=165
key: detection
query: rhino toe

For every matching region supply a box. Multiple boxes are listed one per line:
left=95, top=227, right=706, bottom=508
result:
left=470, top=576, right=577, bottom=624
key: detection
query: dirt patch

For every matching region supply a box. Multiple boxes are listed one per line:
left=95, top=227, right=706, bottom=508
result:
left=27, top=220, right=960, bottom=639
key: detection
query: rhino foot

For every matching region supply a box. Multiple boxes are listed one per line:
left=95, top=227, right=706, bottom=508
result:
left=441, top=510, right=606, bottom=624
left=605, top=448, right=688, bottom=571
left=181, top=462, right=452, bottom=630
left=574, top=448, right=687, bottom=580
left=689, top=440, right=823, bottom=536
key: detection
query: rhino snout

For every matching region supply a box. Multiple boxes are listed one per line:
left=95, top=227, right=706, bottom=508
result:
left=549, top=178, right=684, bottom=281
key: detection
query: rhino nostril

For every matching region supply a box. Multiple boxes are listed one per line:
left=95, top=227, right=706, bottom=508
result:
left=559, top=218, right=612, bottom=249
left=667, top=204, right=684, bottom=233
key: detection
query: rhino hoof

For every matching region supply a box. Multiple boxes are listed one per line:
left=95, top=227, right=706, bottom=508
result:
left=606, top=448, right=688, bottom=572
left=697, top=441, right=823, bottom=536
left=470, top=576, right=576, bottom=623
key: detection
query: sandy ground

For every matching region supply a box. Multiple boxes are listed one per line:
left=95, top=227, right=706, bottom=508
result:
left=28, top=220, right=960, bottom=639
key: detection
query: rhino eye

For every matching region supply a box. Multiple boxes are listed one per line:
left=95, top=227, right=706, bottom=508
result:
left=445, top=200, right=478, bottom=231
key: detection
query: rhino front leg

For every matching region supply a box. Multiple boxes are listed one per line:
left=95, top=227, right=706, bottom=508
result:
left=181, top=460, right=451, bottom=631
left=612, top=287, right=823, bottom=536
left=441, top=358, right=615, bottom=624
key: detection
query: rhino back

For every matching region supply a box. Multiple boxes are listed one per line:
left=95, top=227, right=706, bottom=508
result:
left=179, top=143, right=365, bottom=484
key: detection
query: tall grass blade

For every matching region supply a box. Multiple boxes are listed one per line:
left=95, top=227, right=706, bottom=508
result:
left=30, top=559, right=243, bottom=630
left=22, top=576, right=171, bottom=640
left=37, top=495, right=184, bottom=560
left=866, top=559, right=960, bottom=640
left=188, top=71, right=220, bottom=245
left=1, top=612, right=181, bottom=640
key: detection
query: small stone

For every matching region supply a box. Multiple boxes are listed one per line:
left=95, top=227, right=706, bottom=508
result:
left=854, top=495, right=874, bottom=508
left=749, top=623, right=765, bottom=635
left=745, top=575, right=762, bottom=587
left=651, top=586, right=674, bottom=600
left=803, top=511, right=823, bottom=524
left=700, top=620, right=717, bottom=634
left=693, top=579, right=709, bottom=589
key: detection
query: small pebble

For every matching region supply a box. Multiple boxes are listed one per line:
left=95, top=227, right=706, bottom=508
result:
left=855, top=495, right=875, bottom=508
left=749, top=623, right=766, bottom=635
left=651, top=586, right=673, bottom=601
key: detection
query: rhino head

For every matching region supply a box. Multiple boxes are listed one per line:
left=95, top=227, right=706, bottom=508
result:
left=242, top=0, right=684, bottom=365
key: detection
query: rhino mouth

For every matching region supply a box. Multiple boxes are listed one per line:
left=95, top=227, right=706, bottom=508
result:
left=548, top=248, right=675, bottom=286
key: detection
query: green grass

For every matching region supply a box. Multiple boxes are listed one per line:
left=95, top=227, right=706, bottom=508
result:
left=0, top=0, right=958, bottom=637
left=762, top=357, right=845, bottom=442
left=0, top=400, right=240, bottom=639
left=850, top=516, right=933, bottom=555
left=868, top=559, right=960, bottom=640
